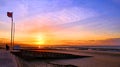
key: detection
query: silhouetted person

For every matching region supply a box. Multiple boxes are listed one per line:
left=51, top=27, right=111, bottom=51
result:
left=6, top=44, right=9, bottom=50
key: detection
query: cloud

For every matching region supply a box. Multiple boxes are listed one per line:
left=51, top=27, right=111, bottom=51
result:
left=58, top=38, right=120, bottom=46
left=88, top=38, right=120, bottom=46
left=40, top=7, right=98, bottom=24
left=102, top=38, right=120, bottom=45
left=16, top=7, right=98, bottom=34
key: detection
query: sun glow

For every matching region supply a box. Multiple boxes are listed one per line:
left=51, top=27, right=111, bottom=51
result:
left=35, top=34, right=45, bottom=45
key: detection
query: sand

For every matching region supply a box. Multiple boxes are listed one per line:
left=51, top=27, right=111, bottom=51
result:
left=51, top=50, right=120, bottom=67
left=16, top=49, right=120, bottom=67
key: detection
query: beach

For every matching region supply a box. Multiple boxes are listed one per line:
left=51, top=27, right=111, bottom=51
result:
left=14, top=49, right=120, bottom=67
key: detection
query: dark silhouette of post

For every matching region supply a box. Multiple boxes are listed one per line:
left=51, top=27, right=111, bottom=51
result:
left=7, top=12, right=14, bottom=50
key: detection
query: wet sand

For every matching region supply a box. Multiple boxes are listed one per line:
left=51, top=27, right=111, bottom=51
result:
left=51, top=50, right=120, bottom=67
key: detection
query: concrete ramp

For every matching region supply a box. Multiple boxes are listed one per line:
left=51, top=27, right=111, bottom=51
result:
left=0, top=50, right=18, bottom=67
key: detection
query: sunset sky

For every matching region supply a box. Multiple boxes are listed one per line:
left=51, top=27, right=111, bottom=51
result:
left=0, top=0, right=120, bottom=46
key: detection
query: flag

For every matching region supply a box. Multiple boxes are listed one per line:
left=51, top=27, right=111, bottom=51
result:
left=7, top=12, right=13, bottom=18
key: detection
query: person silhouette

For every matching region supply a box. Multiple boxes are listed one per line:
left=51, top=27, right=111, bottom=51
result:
left=6, top=44, right=9, bottom=50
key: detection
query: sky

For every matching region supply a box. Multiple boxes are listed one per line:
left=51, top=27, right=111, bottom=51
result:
left=0, top=0, right=120, bottom=46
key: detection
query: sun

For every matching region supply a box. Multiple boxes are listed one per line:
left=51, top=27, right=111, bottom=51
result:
left=35, top=34, right=45, bottom=45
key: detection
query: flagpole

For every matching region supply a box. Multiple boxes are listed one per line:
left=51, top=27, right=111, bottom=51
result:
left=11, top=13, right=13, bottom=50
left=7, top=12, right=14, bottom=50
left=13, top=22, right=15, bottom=50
